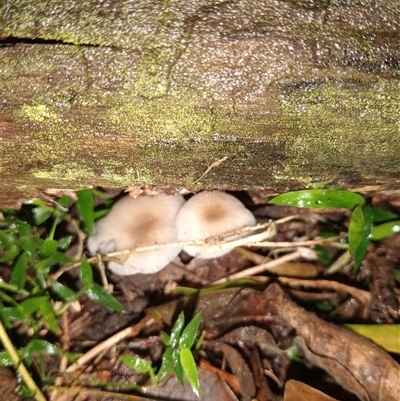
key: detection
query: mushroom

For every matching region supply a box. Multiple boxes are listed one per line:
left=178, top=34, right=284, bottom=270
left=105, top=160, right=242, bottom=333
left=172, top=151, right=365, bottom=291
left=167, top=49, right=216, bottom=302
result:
left=175, top=191, right=256, bottom=258
left=87, top=194, right=185, bottom=275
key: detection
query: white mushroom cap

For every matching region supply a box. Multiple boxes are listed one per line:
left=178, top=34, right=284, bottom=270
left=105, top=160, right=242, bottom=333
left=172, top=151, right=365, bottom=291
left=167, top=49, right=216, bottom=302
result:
left=175, top=191, right=256, bottom=258
left=87, top=194, right=185, bottom=275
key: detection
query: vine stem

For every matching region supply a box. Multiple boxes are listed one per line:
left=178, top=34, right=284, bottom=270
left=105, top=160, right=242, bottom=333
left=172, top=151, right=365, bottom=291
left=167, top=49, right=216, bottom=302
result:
left=0, top=321, right=47, bottom=401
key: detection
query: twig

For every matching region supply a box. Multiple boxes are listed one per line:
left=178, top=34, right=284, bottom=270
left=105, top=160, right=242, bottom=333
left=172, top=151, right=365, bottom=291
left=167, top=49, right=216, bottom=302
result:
left=65, top=315, right=154, bottom=374
left=193, top=156, right=228, bottom=184
left=211, top=251, right=302, bottom=284
left=0, top=321, right=47, bottom=401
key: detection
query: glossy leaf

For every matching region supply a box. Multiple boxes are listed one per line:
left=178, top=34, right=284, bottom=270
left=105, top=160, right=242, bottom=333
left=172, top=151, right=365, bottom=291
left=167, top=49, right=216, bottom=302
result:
left=86, top=283, right=125, bottom=313
left=17, top=221, right=35, bottom=254
left=22, top=340, right=63, bottom=366
left=80, top=256, right=93, bottom=286
left=0, top=232, right=20, bottom=262
left=10, top=251, right=30, bottom=290
left=0, top=352, right=12, bottom=367
left=348, top=205, right=365, bottom=255
left=349, top=205, right=372, bottom=270
left=172, top=348, right=184, bottom=386
left=170, top=311, right=185, bottom=349
left=180, top=348, right=200, bottom=397
left=77, top=189, right=95, bottom=235
left=161, top=330, right=171, bottom=347
left=269, top=189, right=364, bottom=209
left=41, top=238, right=58, bottom=258
left=369, top=220, right=400, bottom=241
left=120, top=355, right=153, bottom=374
left=179, top=312, right=202, bottom=349
left=57, top=236, right=72, bottom=250
left=31, top=204, right=53, bottom=225
left=39, top=297, right=58, bottom=333
left=156, top=347, right=174, bottom=382
left=51, top=282, right=77, bottom=302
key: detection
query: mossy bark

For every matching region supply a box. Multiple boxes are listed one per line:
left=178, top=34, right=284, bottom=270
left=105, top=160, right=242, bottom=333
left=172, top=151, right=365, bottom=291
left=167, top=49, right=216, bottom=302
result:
left=1, top=0, right=400, bottom=207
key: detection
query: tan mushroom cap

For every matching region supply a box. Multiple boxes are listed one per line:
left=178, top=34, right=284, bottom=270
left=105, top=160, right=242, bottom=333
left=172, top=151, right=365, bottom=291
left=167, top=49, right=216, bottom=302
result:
left=87, top=194, right=185, bottom=275
left=175, top=191, right=256, bottom=258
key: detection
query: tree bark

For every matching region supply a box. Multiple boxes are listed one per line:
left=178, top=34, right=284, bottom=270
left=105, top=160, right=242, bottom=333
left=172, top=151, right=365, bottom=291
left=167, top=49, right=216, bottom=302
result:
left=1, top=0, right=399, bottom=207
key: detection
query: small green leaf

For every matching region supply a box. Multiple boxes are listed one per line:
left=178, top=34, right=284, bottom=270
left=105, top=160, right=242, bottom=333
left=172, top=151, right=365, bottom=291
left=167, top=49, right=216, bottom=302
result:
left=369, top=220, right=400, bottom=241
left=179, top=312, right=202, bottom=349
left=369, top=207, right=399, bottom=223
left=349, top=205, right=372, bottom=270
left=41, top=238, right=58, bottom=258
left=120, top=355, right=153, bottom=374
left=80, top=256, right=93, bottom=286
left=23, top=340, right=63, bottom=366
left=172, top=348, right=184, bottom=386
left=31, top=204, right=53, bottom=225
left=0, top=352, right=13, bottom=367
left=0, top=231, right=20, bottom=262
left=17, top=221, right=35, bottom=254
left=21, top=296, right=50, bottom=316
left=57, top=236, right=72, bottom=250
left=269, top=189, right=364, bottom=210
left=156, top=347, right=174, bottom=382
left=39, top=297, right=58, bottom=333
left=348, top=205, right=365, bottom=255
left=161, top=331, right=171, bottom=347
left=180, top=348, right=200, bottom=397
left=1, top=306, right=25, bottom=324
left=170, top=311, right=185, bottom=349
left=10, top=251, right=30, bottom=289
left=77, top=190, right=95, bottom=235
left=86, top=283, right=126, bottom=313
left=51, top=282, right=77, bottom=302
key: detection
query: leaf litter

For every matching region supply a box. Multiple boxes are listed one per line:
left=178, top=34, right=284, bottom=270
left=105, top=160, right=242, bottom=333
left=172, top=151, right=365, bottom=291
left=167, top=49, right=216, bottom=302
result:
left=0, top=188, right=399, bottom=401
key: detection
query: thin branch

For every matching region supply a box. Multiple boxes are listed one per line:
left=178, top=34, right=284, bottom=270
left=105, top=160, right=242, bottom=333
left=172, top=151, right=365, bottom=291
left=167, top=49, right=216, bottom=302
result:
left=0, top=321, right=47, bottom=401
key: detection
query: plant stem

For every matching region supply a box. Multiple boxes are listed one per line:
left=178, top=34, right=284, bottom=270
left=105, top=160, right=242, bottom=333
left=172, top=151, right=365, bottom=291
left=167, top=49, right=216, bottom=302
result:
left=0, top=321, right=47, bottom=401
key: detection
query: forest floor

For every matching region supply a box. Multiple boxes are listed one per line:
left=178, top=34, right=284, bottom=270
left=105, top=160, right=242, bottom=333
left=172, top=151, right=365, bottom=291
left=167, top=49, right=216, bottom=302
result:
left=0, top=188, right=399, bottom=401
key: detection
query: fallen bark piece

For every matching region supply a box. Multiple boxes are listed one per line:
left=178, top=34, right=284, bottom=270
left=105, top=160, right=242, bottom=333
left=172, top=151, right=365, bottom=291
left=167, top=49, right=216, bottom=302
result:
left=264, top=284, right=400, bottom=401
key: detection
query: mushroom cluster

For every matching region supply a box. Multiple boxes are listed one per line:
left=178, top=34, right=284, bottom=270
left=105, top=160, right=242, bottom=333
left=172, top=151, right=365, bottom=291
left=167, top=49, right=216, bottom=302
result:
left=87, top=191, right=255, bottom=275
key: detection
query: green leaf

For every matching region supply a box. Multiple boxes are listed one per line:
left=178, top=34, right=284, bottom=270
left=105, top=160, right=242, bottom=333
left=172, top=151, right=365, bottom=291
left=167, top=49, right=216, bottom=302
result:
left=51, top=282, right=77, bottom=302
left=86, top=283, right=126, bottom=313
left=17, top=221, right=36, bottom=254
left=170, top=311, right=185, bottom=349
left=348, top=205, right=365, bottom=255
left=269, top=189, right=364, bottom=209
left=161, top=330, right=171, bottom=347
left=369, top=220, right=400, bottom=241
left=80, top=256, right=94, bottom=286
left=57, top=236, right=72, bottom=250
left=120, top=355, right=153, bottom=374
left=1, top=306, right=26, bottom=324
left=349, top=205, right=372, bottom=270
left=21, top=296, right=50, bottom=316
left=156, top=347, right=174, bottom=382
left=369, top=207, right=399, bottom=223
left=22, top=340, right=63, bottom=366
left=39, top=297, right=58, bottom=333
left=172, top=348, right=184, bottom=386
left=179, top=312, right=202, bottom=349
left=0, top=352, right=13, bottom=367
left=180, top=348, right=200, bottom=396
left=31, top=204, right=53, bottom=225
left=0, top=232, right=20, bottom=262
left=10, top=251, right=30, bottom=289
left=77, top=189, right=95, bottom=235
left=41, top=238, right=58, bottom=258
